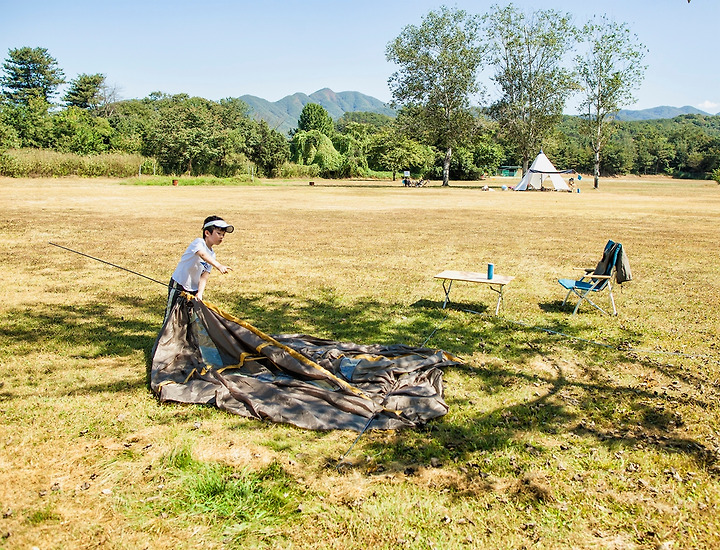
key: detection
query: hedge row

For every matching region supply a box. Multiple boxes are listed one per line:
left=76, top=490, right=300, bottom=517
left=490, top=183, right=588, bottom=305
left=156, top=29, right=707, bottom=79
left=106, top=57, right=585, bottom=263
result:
left=0, top=149, right=153, bottom=178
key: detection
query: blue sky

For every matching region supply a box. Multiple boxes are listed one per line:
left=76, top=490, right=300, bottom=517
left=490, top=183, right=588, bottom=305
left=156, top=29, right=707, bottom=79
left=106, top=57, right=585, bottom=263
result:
left=2, top=0, right=717, bottom=113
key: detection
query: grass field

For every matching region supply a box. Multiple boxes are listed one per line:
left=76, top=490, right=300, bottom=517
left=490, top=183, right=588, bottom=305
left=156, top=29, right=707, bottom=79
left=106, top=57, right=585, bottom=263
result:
left=1, top=175, right=719, bottom=549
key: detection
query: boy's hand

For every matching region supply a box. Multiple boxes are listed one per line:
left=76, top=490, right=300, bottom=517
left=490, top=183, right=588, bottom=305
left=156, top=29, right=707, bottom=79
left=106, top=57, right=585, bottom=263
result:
left=217, top=264, right=232, bottom=274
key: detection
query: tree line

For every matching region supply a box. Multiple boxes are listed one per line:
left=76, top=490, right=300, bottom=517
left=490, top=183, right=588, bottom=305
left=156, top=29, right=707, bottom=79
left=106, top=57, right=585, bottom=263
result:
left=1, top=4, right=719, bottom=185
left=0, top=47, right=289, bottom=178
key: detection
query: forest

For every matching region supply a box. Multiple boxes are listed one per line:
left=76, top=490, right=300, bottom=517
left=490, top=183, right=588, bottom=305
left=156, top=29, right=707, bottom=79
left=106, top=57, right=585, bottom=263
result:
left=1, top=45, right=719, bottom=182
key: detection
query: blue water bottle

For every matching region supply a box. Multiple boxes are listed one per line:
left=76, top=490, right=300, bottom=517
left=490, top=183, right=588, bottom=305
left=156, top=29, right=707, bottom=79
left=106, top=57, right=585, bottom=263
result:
left=487, top=263, right=494, bottom=279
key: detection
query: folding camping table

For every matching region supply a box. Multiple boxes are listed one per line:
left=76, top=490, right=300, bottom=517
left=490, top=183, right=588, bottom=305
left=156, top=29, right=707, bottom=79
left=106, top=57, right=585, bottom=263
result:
left=434, top=270, right=515, bottom=315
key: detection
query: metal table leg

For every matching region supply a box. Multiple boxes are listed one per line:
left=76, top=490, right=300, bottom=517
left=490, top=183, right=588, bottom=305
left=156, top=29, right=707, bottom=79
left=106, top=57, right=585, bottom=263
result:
left=441, top=279, right=453, bottom=309
left=488, top=284, right=504, bottom=315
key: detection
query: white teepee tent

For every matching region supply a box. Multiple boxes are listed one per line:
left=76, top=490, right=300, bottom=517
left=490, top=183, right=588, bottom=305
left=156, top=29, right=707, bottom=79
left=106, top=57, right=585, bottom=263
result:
left=514, top=151, right=571, bottom=191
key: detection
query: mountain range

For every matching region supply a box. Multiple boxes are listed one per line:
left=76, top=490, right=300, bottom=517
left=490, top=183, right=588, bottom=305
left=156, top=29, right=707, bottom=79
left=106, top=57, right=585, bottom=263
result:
left=240, top=88, right=717, bottom=135
left=240, top=88, right=395, bottom=135
left=614, top=105, right=716, bottom=121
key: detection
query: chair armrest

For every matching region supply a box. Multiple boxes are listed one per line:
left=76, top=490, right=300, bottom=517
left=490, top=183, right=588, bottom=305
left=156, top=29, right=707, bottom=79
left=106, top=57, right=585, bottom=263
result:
left=575, top=272, right=612, bottom=283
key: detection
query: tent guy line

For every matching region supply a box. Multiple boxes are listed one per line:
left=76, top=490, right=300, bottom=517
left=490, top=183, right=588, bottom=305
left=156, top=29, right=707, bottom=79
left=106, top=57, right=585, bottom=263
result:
left=49, top=242, right=170, bottom=289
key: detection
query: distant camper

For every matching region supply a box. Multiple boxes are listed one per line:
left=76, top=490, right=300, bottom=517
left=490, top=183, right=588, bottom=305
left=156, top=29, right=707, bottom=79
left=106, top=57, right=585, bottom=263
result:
left=403, top=170, right=411, bottom=187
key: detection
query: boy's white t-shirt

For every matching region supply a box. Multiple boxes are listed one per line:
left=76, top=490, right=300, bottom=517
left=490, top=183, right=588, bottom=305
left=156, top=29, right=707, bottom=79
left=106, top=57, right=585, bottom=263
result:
left=171, top=238, right=214, bottom=291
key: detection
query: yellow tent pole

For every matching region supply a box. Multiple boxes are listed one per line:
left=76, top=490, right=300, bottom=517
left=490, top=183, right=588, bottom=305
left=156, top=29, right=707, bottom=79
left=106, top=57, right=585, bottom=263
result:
left=199, top=299, right=400, bottom=413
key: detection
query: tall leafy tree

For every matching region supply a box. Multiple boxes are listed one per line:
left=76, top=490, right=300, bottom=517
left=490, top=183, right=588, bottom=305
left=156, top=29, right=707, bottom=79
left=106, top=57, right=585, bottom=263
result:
left=211, top=97, right=254, bottom=176
left=0, top=47, right=65, bottom=105
left=105, top=98, right=155, bottom=153
left=368, top=125, right=435, bottom=181
left=332, top=121, right=372, bottom=177
left=63, top=73, right=106, bottom=110
left=0, top=96, right=53, bottom=148
left=290, top=129, right=342, bottom=175
left=51, top=106, right=112, bottom=154
left=249, top=120, right=290, bottom=177
left=472, top=133, right=506, bottom=177
left=143, top=94, right=221, bottom=175
left=484, top=5, right=577, bottom=173
left=297, top=103, right=334, bottom=136
left=386, top=6, right=486, bottom=186
left=575, top=16, right=647, bottom=188
left=0, top=103, right=21, bottom=148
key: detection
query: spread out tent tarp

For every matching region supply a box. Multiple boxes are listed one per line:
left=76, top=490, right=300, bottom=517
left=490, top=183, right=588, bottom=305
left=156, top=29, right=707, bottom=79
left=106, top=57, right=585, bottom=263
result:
left=514, top=150, right=573, bottom=191
left=150, top=296, right=463, bottom=431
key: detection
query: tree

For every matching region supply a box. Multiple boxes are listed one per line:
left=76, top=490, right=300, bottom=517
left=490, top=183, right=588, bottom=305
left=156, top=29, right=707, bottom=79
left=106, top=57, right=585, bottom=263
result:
left=51, top=106, right=112, bottom=154
left=484, top=5, right=577, bottom=173
left=368, top=126, right=434, bottom=180
left=105, top=98, right=155, bottom=154
left=386, top=6, right=486, bottom=186
left=332, top=121, right=372, bottom=177
left=248, top=120, right=290, bottom=177
left=0, top=96, right=53, bottom=148
left=601, top=135, right=636, bottom=176
left=290, top=129, right=342, bottom=175
left=0, top=47, right=65, bottom=105
left=143, top=94, right=221, bottom=175
left=63, top=73, right=106, bottom=110
left=0, top=103, right=21, bottom=149
left=297, top=103, right=334, bottom=136
left=335, top=111, right=394, bottom=133
left=472, top=134, right=505, bottom=177
left=575, top=16, right=647, bottom=188
left=712, top=167, right=720, bottom=185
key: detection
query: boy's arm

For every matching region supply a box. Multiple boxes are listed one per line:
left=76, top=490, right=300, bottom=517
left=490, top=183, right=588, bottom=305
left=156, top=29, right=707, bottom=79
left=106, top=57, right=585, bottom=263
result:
left=196, top=270, right=210, bottom=301
left=195, top=249, right=232, bottom=274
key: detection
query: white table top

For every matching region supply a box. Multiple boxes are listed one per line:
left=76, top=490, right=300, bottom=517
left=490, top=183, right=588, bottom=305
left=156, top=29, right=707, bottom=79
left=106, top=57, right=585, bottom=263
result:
left=434, top=270, right=515, bottom=286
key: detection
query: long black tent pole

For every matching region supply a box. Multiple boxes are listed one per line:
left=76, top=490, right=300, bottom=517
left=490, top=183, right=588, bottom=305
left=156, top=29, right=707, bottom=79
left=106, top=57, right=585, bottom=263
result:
left=49, top=242, right=169, bottom=289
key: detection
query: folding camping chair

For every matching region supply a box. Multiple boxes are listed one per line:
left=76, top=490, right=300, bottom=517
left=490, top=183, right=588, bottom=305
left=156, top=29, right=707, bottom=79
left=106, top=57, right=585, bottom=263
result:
left=558, top=240, right=625, bottom=315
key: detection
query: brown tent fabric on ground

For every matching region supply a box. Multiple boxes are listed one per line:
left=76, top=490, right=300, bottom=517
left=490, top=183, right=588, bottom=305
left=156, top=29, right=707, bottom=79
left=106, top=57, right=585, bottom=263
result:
left=150, top=297, right=462, bottom=431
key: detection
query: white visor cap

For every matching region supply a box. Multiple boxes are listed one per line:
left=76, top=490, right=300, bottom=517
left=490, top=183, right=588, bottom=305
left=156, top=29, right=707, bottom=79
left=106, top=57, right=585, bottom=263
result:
left=203, top=219, right=234, bottom=233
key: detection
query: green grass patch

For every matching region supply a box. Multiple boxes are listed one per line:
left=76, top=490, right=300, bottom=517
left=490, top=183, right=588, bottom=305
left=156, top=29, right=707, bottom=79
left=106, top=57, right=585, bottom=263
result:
left=25, top=503, right=60, bottom=526
left=140, top=446, right=303, bottom=545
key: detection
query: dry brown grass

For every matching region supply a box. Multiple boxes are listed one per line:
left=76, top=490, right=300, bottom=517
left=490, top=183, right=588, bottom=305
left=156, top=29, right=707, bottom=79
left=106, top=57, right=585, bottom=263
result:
left=1, top=175, right=719, bottom=549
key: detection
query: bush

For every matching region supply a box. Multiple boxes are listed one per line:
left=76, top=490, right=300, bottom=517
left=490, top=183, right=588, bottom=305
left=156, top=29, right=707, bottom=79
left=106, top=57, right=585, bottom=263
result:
left=712, top=168, right=720, bottom=184
left=0, top=148, right=152, bottom=178
left=0, top=151, right=22, bottom=176
left=277, top=161, right=320, bottom=179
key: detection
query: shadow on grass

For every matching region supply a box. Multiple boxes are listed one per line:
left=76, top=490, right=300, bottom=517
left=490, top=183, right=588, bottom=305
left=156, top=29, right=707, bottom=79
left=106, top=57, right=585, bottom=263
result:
left=539, top=298, right=617, bottom=316
left=539, top=299, right=576, bottom=314
left=0, top=298, right=160, bottom=356
left=356, top=360, right=718, bottom=478
left=0, top=295, right=161, bottom=395
left=216, top=288, right=719, bottom=469
left=410, top=298, right=491, bottom=315
left=3, top=288, right=717, bottom=472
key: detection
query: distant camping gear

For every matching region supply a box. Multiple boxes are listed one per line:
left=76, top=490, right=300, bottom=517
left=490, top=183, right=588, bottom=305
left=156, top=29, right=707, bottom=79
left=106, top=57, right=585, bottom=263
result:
left=514, top=150, right=574, bottom=191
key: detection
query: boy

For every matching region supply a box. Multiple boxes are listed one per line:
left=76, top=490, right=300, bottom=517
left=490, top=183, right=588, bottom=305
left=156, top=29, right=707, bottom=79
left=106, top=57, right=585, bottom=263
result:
left=165, top=215, right=233, bottom=318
